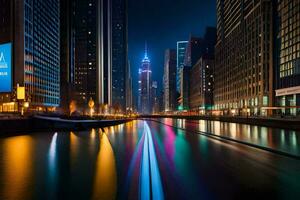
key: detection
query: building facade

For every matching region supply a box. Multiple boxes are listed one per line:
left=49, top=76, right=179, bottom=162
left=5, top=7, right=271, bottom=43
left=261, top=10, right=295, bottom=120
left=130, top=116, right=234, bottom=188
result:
left=179, top=28, right=216, bottom=112
left=215, top=0, right=274, bottom=116
left=274, top=0, right=300, bottom=116
left=178, top=36, right=203, bottom=110
left=60, top=0, right=76, bottom=113
left=189, top=56, right=214, bottom=113
left=189, top=27, right=216, bottom=113
left=126, top=61, right=133, bottom=113
left=179, top=66, right=191, bottom=110
left=61, top=0, right=113, bottom=111
left=176, top=41, right=188, bottom=93
left=0, top=0, right=60, bottom=112
left=64, top=0, right=128, bottom=113
left=111, top=0, right=128, bottom=112
left=151, top=81, right=159, bottom=114
left=163, top=49, right=177, bottom=112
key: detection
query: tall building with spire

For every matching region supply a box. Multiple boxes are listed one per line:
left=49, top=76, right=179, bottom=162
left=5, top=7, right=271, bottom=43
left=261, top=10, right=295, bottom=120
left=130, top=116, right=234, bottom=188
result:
left=138, top=43, right=152, bottom=114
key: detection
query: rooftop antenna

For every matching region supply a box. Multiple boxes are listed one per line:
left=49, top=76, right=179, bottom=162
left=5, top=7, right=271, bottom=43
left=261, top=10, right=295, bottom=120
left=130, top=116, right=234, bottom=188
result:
left=144, top=41, right=148, bottom=59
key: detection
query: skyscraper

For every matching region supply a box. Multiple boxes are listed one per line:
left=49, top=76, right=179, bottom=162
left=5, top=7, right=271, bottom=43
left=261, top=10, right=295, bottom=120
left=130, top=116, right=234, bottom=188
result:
left=215, top=0, right=273, bottom=116
left=60, top=0, right=76, bottom=112
left=126, top=61, right=133, bottom=113
left=111, top=0, right=128, bottom=112
left=178, top=37, right=203, bottom=110
left=189, top=27, right=216, bottom=113
left=163, top=49, right=177, bottom=112
left=179, top=32, right=215, bottom=111
left=274, top=0, right=300, bottom=116
left=176, top=41, right=188, bottom=92
left=138, top=44, right=152, bottom=114
left=189, top=55, right=214, bottom=113
left=151, top=81, right=159, bottom=114
left=0, top=0, right=60, bottom=111
left=184, top=36, right=205, bottom=67
left=69, top=0, right=113, bottom=110
left=179, top=66, right=191, bottom=110
left=62, top=0, right=128, bottom=113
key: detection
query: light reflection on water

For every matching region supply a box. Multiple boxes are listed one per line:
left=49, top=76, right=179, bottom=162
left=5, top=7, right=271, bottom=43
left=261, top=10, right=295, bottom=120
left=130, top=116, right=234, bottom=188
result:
left=170, top=119, right=300, bottom=156
left=1, top=136, right=34, bottom=200
left=48, top=133, right=58, bottom=198
left=0, top=120, right=300, bottom=199
left=92, top=130, right=117, bottom=200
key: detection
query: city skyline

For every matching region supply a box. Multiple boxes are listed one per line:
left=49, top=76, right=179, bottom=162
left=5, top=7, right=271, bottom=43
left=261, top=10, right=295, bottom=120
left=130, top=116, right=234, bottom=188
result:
left=128, top=0, right=216, bottom=100
left=0, top=1, right=300, bottom=199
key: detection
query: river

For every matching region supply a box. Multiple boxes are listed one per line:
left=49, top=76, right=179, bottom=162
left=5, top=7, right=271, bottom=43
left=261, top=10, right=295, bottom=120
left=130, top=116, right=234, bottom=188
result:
left=0, top=119, right=299, bottom=200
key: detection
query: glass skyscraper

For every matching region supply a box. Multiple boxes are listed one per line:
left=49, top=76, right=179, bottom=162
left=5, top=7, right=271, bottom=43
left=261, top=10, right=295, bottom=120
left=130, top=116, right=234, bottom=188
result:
left=163, top=49, right=177, bottom=112
left=111, top=0, right=128, bottom=112
left=176, top=41, right=188, bottom=93
left=0, top=0, right=60, bottom=111
left=67, top=0, right=113, bottom=109
left=61, top=0, right=128, bottom=113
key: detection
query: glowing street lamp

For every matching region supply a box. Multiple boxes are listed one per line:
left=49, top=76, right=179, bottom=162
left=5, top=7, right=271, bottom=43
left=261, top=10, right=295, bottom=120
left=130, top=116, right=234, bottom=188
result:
left=24, top=102, right=29, bottom=108
left=88, top=97, right=95, bottom=117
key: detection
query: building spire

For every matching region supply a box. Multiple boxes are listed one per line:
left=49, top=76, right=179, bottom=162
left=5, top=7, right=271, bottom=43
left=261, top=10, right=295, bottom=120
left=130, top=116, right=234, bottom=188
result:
left=144, top=41, right=148, bottom=60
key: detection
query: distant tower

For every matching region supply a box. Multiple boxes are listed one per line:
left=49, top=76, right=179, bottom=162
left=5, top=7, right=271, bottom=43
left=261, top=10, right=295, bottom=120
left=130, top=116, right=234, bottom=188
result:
left=138, top=42, right=152, bottom=114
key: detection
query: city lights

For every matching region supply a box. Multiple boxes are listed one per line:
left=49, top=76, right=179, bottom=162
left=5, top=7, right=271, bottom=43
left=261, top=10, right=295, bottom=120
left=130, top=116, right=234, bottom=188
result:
left=0, top=0, right=300, bottom=199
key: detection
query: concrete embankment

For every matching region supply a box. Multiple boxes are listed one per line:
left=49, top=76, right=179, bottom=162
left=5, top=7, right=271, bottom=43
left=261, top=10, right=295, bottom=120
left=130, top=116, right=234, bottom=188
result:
left=0, top=116, right=132, bottom=136
left=141, top=115, right=300, bottom=131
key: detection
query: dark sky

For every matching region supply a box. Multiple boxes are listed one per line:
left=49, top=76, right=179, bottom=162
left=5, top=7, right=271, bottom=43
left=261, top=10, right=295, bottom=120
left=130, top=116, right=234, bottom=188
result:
left=128, top=0, right=216, bottom=100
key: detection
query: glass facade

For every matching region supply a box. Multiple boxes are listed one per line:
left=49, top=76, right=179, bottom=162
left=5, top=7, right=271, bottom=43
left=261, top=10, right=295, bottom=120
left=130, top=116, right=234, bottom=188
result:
left=275, top=0, right=300, bottom=116
left=73, top=0, right=98, bottom=106
left=176, top=41, right=188, bottom=92
left=24, top=0, right=60, bottom=107
left=277, top=0, right=300, bottom=79
left=215, top=0, right=273, bottom=115
left=111, top=0, right=128, bottom=111
left=163, top=49, right=177, bottom=111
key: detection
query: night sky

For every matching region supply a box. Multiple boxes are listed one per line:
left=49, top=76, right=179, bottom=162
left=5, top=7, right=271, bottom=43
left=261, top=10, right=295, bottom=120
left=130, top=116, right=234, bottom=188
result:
left=128, top=0, right=217, bottom=102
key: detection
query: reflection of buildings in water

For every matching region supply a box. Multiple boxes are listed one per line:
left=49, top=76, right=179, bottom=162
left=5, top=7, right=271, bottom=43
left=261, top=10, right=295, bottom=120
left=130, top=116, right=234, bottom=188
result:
left=176, top=119, right=186, bottom=129
left=229, top=123, right=237, bottom=138
left=252, top=126, right=259, bottom=141
left=2, top=136, right=33, bottom=200
left=213, top=121, right=221, bottom=135
left=48, top=133, right=58, bottom=198
left=260, top=127, right=268, bottom=147
left=290, top=131, right=298, bottom=150
left=48, top=133, right=58, bottom=172
left=164, top=123, right=176, bottom=159
left=280, top=130, right=299, bottom=153
left=280, top=130, right=286, bottom=147
left=198, top=120, right=206, bottom=132
left=267, top=129, right=274, bottom=148
left=90, top=129, right=96, bottom=139
left=92, top=132, right=117, bottom=200
left=70, top=132, right=80, bottom=162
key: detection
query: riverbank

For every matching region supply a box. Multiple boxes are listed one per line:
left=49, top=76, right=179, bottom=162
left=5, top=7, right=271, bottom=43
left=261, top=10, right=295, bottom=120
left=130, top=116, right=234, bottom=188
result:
left=141, top=115, right=300, bottom=131
left=0, top=115, right=132, bottom=136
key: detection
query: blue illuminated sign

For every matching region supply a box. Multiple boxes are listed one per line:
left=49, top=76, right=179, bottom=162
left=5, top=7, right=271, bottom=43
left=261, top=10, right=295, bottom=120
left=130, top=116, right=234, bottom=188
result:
left=0, top=43, right=12, bottom=92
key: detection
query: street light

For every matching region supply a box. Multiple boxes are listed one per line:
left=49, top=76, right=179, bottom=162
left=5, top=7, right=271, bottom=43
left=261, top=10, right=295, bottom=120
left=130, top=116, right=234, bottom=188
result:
left=88, top=97, right=95, bottom=117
